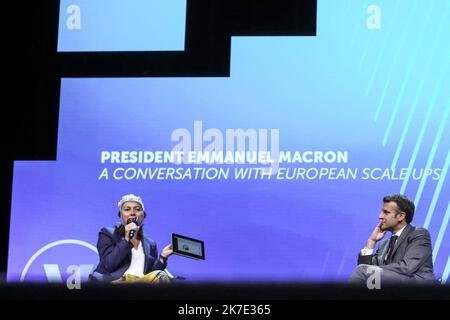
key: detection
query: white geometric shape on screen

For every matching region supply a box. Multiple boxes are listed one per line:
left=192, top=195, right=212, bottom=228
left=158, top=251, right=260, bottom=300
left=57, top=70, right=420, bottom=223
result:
left=43, top=264, right=63, bottom=282
left=20, top=239, right=98, bottom=282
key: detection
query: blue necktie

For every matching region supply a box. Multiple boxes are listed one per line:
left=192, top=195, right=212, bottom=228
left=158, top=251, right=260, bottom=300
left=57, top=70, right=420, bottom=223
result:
left=384, top=235, right=398, bottom=264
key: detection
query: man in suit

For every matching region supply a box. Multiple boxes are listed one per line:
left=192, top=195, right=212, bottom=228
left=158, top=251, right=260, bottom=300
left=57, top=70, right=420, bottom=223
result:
left=90, top=194, right=173, bottom=282
left=349, top=194, right=436, bottom=286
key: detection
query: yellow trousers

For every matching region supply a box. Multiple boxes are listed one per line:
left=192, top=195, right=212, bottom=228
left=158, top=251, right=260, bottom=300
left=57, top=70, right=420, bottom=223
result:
left=112, top=270, right=171, bottom=284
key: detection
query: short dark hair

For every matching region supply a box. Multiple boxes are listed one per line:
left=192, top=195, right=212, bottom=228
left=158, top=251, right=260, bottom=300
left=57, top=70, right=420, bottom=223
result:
left=383, top=194, right=415, bottom=223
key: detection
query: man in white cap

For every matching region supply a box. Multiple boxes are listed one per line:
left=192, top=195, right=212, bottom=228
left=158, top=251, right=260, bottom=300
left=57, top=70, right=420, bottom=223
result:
left=90, top=194, right=173, bottom=283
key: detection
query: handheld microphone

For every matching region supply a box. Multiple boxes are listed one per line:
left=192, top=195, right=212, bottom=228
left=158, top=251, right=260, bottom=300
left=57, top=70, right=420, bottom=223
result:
left=126, top=217, right=139, bottom=239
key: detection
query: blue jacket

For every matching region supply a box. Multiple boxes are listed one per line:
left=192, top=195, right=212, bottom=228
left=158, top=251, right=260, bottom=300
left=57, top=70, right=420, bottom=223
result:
left=90, top=227, right=166, bottom=282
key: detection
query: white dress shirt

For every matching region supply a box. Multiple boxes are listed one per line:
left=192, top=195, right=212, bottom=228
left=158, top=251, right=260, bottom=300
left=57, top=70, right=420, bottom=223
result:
left=124, top=241, right=145, bottom=277
left=361, top=224, right=407, bottom=256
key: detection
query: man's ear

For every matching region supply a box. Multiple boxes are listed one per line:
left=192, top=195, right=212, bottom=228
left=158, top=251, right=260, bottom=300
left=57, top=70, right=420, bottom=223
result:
left=397, top=211, right=406, bottom=222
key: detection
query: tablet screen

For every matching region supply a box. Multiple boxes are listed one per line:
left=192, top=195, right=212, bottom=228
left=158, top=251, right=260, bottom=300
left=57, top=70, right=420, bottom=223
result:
left=172, top=233, right=205, bottom=260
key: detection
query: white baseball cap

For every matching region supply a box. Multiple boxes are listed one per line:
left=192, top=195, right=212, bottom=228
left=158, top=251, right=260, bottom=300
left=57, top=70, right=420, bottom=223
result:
left=118, top=194, right=145, bottom=210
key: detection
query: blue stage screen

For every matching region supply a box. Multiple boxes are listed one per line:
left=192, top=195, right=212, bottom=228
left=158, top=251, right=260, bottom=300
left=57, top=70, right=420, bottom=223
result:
left=9, top=0, right=449, bottom=283
left=57, top=0, right=186, bottom=52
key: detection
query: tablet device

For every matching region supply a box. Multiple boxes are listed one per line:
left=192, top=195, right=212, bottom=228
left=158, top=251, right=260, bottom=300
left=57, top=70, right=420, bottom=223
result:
left=172, top=233, right=205, bottom=260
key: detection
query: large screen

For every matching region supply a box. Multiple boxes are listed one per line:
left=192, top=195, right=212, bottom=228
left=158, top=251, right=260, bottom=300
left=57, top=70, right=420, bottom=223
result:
left=9, top=0, right=449, bottom=283
left=58, top=0, right=186, bottom=52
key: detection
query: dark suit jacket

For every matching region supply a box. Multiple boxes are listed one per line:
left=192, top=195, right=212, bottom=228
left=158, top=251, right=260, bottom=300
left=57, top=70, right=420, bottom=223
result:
left=358, top=224, right=436, bottom=282
left=90, top=227, right=166, bottom=282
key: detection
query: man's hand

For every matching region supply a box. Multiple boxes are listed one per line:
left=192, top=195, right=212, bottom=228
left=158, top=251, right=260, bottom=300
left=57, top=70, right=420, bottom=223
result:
left=366, top=222, right=386, bottom=249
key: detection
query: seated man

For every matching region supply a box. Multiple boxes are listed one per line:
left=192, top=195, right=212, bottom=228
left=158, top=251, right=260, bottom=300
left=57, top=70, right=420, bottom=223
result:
left=90, top=194, right=173, bottom=283
left=349, top=194, right=436, bottom=286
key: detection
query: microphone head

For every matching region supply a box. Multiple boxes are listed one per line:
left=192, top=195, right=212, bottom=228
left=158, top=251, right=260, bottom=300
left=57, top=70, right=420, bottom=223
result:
left=126, top=217, right=139, bottom=239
